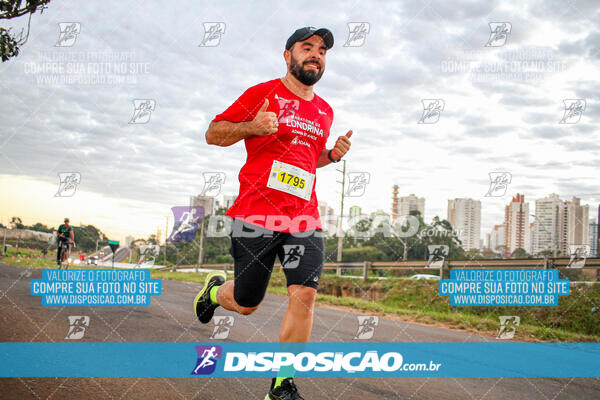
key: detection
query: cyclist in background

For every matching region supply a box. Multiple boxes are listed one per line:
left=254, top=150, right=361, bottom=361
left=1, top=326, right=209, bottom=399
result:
left=56, top=218, right=74, bottom=267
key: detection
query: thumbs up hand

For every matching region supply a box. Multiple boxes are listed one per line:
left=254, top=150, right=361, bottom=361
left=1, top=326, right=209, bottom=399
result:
left=330, top=130, right=353, bottom=160
left=251, top=99, right=279, bottom=136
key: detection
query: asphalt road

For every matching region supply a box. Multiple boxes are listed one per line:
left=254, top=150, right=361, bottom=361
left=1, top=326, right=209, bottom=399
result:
left=1, top=262, right=599, bottom=400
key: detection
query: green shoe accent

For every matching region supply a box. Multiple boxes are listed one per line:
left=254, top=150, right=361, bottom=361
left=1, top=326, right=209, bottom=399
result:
left=193, top=271, right=226, bottom=324
left=209, top=285, right=220, bottom=305
left=273, top=376, right=288, bottom=388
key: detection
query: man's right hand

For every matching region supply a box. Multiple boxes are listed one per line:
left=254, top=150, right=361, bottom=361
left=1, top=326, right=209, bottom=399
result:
left=251, top=99, right=278, bottom=136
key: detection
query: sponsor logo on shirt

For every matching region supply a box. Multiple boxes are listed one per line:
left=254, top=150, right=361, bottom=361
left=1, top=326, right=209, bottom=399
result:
left=290, top=136, right=311, bottom=148
left=275, top=94, right=300, bottom=123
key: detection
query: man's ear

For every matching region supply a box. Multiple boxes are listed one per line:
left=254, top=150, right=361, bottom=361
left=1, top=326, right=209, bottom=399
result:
left=283, top=49, right=290, bottom=65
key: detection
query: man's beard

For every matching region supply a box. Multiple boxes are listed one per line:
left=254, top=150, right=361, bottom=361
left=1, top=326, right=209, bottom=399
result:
left=289, top=54, right=324, bottom=86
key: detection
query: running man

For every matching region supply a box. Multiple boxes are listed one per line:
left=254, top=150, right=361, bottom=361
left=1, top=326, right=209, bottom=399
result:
left=56, top=218, right=74, bottom=267
left=194, top=26, right=353, bottom=399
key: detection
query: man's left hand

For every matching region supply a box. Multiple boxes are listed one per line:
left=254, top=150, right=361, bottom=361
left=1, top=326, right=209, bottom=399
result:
left=331, top=130, right=353, bottom=160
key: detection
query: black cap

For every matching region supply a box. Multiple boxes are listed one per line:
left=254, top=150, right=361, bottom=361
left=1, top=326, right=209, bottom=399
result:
left=285, top=26, right=334, bottom=51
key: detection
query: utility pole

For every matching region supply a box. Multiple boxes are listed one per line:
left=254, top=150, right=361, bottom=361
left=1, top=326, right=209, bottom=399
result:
left=336, top=160, right=347, bottom=264
left=164, top=216, right=168, bottom=266
left=2, top=225, right=7, bottom=256
left=197, top=216, right=205, bottom=271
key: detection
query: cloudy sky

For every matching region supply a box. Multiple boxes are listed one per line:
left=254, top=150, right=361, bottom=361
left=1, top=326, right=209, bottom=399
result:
left=0, top=0, right=598, bottom=242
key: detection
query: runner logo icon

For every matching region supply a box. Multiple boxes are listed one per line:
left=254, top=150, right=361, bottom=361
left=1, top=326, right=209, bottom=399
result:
left=55, top=23, right=81, bottom=47
left=191, top=345, right=222, bottom=375
left=210, top=316, right=234, bottom=340
left=485, top=22, right=512, bottom=47
left=65, top=316, right=90, bottom=340
left=281, top=245, right=305, bottom=269
left=354, top=316, right=379, bottom=339
left=497, top=316, right=520, bottom=339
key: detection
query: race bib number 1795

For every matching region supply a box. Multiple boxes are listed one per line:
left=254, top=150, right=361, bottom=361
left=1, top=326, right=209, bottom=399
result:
left=266, top=160, right=315, bottom=201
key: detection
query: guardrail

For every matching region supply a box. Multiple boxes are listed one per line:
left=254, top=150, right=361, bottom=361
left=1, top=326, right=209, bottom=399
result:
left=169, top=258, right=600, bottom=281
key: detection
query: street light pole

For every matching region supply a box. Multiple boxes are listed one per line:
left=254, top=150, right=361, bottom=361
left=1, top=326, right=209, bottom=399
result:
left=197, top=217, right=205, bottom=272
left=164, top=216, right=168, bottom=267
left=336, top=160, right=347, bottom=265
left=2, top=225, right=7, bottom=256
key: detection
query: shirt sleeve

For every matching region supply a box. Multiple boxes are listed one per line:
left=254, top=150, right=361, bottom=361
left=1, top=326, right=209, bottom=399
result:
left=212, top=85, right=265, bottom=123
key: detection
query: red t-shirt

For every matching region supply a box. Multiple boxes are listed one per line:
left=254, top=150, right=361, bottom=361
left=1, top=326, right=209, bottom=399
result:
left=213, top=78, right=334, bottom=233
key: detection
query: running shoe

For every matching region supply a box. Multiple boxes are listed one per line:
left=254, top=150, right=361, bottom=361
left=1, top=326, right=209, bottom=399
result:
left=265, top=378, right=304, bottom=400
left=193, top=272, right=226, bottom=323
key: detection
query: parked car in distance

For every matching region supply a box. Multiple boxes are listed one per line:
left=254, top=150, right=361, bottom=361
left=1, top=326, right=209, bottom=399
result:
left=409, top=274, right=440, bottom=280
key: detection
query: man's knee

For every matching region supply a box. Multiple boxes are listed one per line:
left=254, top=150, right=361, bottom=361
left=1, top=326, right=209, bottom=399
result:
left=237, top=305, right=259, bottom=315
left=288, top=285, right=317, bottom=309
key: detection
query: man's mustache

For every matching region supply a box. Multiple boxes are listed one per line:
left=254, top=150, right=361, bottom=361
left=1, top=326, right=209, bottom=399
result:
left=303, top=59, right=321, bottom=68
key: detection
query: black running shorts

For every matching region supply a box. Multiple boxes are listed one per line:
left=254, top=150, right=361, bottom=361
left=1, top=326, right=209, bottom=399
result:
left=228, top=218, right=325, bottom=308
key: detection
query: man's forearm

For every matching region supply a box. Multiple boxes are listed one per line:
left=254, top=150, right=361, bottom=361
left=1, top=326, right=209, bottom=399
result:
left=205, top=120, right=256, bottom=147
left=317, top=148, right=332, bottom=168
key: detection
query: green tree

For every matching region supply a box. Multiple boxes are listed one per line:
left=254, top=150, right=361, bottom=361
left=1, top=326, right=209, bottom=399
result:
left=30, top=222, right=52, bottom=232
left=10, top=216, right=24, bottom=229
left=1, top=0, right=51, bottom=61
left=511, top=248, right=530, bottom=259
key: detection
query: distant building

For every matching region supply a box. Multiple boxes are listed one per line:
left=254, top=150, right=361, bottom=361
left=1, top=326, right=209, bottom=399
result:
left=370, top=210, right=390, bottom=223
left=223, top=194, right=237, bottom=210
left=557, top=197, right=589, bottom=256
left=393, top=193, right=425, bottom=219
left=190, top=195, right=215, bottom=216
left=488, top=224, right=505, bottom=253
left=318, top=201, right=336, bottom=233
left=589, top=218, right=598, bottom=257
left=527, top=222, right=534, bottom=254
left=125, top=235, right=134, bottom=248
left=597, top=205, right=600, bottom=257
left=349, top=205, right=362, bottom=219
left=533, top=194, right=561, bottom=255
left=447, top=198, right=481, bottom=250
left=504, top=194, right=530, bottom=255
